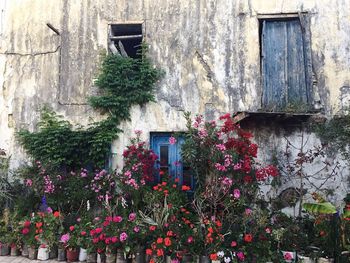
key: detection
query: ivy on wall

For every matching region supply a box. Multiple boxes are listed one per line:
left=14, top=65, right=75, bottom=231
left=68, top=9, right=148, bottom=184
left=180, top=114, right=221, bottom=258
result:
left=17, top=43, right=163, bottom=170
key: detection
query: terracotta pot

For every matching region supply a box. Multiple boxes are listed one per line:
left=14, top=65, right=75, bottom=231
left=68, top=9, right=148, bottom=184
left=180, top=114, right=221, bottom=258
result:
left=58, top=248, right=66, bottom=261
left=87, top=253, right=97, bottom=263
left=10, top=246, right=19, bottom=256
left=28, top=246, right=38, bottom=260
left=106, top=253, right=116, bottom=263
left=21, top=244, right=29, bottom=257
left=67, top=248, right=79, bottom=262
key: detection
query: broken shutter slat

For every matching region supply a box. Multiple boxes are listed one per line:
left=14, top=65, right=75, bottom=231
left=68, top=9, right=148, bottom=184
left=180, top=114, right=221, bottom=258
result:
left=109, top=35, right=143, bottom=40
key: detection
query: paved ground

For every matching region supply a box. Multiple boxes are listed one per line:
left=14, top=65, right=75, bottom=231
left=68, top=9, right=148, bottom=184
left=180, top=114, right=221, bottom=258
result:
left=0, top=257, right=66, bottom=263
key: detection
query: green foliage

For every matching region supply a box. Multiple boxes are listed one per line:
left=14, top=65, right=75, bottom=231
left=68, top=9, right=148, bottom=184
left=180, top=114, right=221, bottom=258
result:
left=303, top=202, right=337, bottom=215
left=314, top=113, right=350, bottom=162
left=17, top=43, right=162, bottom=169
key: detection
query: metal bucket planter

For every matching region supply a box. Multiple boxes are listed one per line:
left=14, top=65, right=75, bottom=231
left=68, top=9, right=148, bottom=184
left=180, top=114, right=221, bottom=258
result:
left=79, top=248, right=88, bottom=261
left=10, top=245, right=19, bottom=256
left=0, top=244, right=9, bottom=256
left=87, top=253, right=97, bottom=263
left=106, top=253, right=116, bottom=263
left=37, top=246, right=50, bottom=261
left=133, top=247, right=145, bottom=263
left=28, top=246, right=38, bottom=260
left=57, top=248, right=66, bottom=261
left=199, top=255, right=210, bottom=263
left=21, top=244, right=29, bottom=257
left=98, top=253, right=106, bottom=263
left=49, top=246, right=58, bottom=259
left=182, top=254, right=194, bottom=263
left=116, top=249, right=127, bottom=263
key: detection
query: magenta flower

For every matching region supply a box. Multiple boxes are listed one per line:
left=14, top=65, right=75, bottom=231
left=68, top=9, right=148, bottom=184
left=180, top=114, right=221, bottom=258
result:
left=128, top=213, right=136, bottom=221
left=119, top=232, right=128, bottom=242
left=133, top=226, right=140, bottom=233
left=284, top=252, right=293, bottom=261
left=236, top=252, right=245, bottom=261
left=60, top=233, right=70, bottom=243
left=25, top=179, right=33, bottom=187
left=233, top=189, right=240, bottom=199
left=113, top=216, right=123, bottom=223
left=169, top=136, right=177, bottom=145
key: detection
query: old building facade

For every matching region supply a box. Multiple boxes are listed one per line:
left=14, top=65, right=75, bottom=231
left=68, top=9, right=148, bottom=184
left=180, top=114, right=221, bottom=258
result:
left=1, top=0, right=350, bottom=212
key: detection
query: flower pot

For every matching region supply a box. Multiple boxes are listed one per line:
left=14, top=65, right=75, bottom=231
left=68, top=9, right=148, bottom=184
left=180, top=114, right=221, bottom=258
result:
left=183, top=254, right=194, bottom=263
left=199, top=255, right=210, bottom=263
left=317, top=258, right=334, bottom=263
left=38, top=246, right=50, bottom=260
left=49, top=246, right=58, bottom=259
left=87, top=253, right=97, bottom=263
left=98, top=253, right=106, bottom=263
left=106, top=253, right=116, bottom=263
left=298, top=255, right=315, bottom=263
left=79, top=248, right=88, bottom=261
left=116, top=249, right=127, bottom=263
left=10, top=246, right=19, bottom=256
left=58, top=248, right=66, bottom=261
left=0, top=244, right=9, bottom=256
left=133, top=247, right=145, bottom=263
left=22, top=244, right=29, bottom=257
left=28, top=246, right=38, bottom=260
left=67, top=248, right=79, bottom=262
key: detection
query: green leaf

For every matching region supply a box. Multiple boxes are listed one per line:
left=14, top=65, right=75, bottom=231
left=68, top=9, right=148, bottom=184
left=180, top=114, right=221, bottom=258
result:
left=303, top=202, right=337, bottom=214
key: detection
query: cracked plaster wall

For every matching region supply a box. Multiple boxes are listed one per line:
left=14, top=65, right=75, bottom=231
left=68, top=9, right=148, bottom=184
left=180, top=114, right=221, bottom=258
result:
left=0, top=0, right=350, bottom=204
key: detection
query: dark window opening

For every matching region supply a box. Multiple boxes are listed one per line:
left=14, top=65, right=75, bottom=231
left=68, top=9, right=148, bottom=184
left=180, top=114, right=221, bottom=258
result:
left=109, top=23, right=143, bottom=59
left=259, top=17, right=312, bottom=112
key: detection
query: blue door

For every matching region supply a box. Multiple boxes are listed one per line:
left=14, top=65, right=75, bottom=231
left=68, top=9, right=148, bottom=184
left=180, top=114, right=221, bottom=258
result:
left=150, top=134, right=194, bottom=190
left=261, top=18, right=310, bottom=110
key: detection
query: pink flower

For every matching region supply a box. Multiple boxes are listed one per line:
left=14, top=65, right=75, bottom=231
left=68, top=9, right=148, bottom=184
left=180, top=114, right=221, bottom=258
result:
left=265, top=227, right=271, bottom=234
left=25, top=179, right=32, bottom=187
left=60, top=233, right=70, bottom=243
left=236, top=252, right=245, bottom=261
left=231, top=241, right=237, bottom=247
left=187, top=236, right=193, bottom=243
left=216, top=144, right=226, bottom=151
left=198, top=129, right=208, bottom=138
left=113, top=216, right=123, bottom=223
left=128, top=213, right=136, bottom=221
left=111, top=236, right=118, bottom=243
left=133, top=226, right=140, bottom=233
left=22, top=228, right=29, bottom=235
left=284, top=252, right=293, bottom=260
left=134, top=130, right=142, bottom=136
left=120, top=232, right=128, bottom=242
left=169, top=136, right=177, bottom=145
left=233, top=189, right=240, bottom=199
left=245, top=208, right=252, bottom=216
left=215, top=163, right=227, bottom=172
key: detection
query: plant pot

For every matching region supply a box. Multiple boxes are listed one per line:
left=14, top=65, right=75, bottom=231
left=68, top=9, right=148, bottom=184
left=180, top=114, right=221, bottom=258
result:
left=133, top=247, right=145, bottom=263
left=79, top=248, right=88, bottom=261
left=38, top=246, right=50, bottom=260
left=58, top=248, right=66, bottom=261
left=87, top=253, right=97, bottom=263
left=98, top=253, right=106, bottom=263
left=116, top=249, right=127, bottom=263
left=106, top=253, right=116, bottom=263
left=317, top=258, right=334, bottom=263
left=10, top=246, right=19, bottom=256
left=28, top=246, right=38, bottom=260
left=67, top=248, right=79, bottom=262
left=49, top=246, right=58, bottom=259
left=0, top=244, right=9, bottom=256
left=298, top=255, right=315, bottom=263
left=183, top=254, right=194, bottom=263
left=22, top=244, right=29, bottom=257
left=199, top=255, right=210, bottom=263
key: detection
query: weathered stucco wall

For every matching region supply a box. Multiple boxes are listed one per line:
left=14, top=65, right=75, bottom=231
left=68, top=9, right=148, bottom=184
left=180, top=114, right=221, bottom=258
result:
left=0, top=0, right=349, bottom=205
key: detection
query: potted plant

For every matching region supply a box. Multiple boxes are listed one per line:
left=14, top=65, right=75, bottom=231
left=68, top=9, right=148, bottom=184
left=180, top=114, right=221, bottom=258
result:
left=60, top=225, right=80, bottom=262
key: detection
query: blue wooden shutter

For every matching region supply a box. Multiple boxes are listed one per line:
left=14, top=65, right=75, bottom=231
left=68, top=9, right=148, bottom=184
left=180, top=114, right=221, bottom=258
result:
left=262, top=19, right=309, bottom=110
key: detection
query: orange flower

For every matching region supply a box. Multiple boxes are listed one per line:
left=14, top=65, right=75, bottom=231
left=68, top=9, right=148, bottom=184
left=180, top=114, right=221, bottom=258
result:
left=208, top=227, right=213, bottom=233
left=150, top=259, right=155, bottom=263
left=156, top=237, right=163, bottom=244
left=210, top=253, right=218, bottom=260
left=164, top=237, right=171, bottom=247
left=53, top=211, right=60, bottom=218
left=244, top=233, right=253, bottom=243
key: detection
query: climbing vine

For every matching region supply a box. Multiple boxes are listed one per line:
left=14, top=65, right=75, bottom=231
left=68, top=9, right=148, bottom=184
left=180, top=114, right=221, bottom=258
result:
left=17, top=43, right=163, bottom=170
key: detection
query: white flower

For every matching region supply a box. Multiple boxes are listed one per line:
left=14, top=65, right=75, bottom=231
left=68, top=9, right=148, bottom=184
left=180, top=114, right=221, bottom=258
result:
left=224, top=257, right=231, bottom=263
left=217, top=251, right=225, bottom=258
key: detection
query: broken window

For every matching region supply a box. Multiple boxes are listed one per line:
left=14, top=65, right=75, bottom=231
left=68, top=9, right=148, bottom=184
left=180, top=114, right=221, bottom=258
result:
left=260, top=17, right=312, bottom=111
left=108, top=23, right=143, bottom=58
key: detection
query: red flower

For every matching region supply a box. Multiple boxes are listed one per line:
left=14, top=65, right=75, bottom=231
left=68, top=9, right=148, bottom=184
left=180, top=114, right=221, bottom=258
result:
left=95, top=228, right=103, bottom=234
left=92, top=238, right=99, bottom=244
left=157, top=249, right=164, bottom=257
left=167, top=231, right=174, bottom=237
left=111, top=236, right=118, bottom=243
left=243, top=175, right=253, bottom=183
left=244, top=233, right=253, bottom=243
left=156, top=237, right=163, bottom=244
left=219, top=113, right=231, bottom=120
left=81, top=231, right=87, bottom=236
left=69, top=226, right=75, bottom=231
left=23, top=220, right=31, bottom=228
left=231, top=241, right=237, bottom=247
left=210, top=253, right=218, bottom=260
left=174, top=178, right=180, bottom=183
left=22, top=228, right=29, bottom=235
left=182, top=185, right=191, bottom=191
left=35, top=222, right=43, bottom=229
left=146, top=249, right=153, bottom=256
left=187, top=236, right=193, bottom=243
left=284, top=252, right=293, bottom=260
left=164, top=237, right=171, bottom=247
left=53, top=211, right=60, bottom=218
left=149, top=226, right=156, bottom=231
